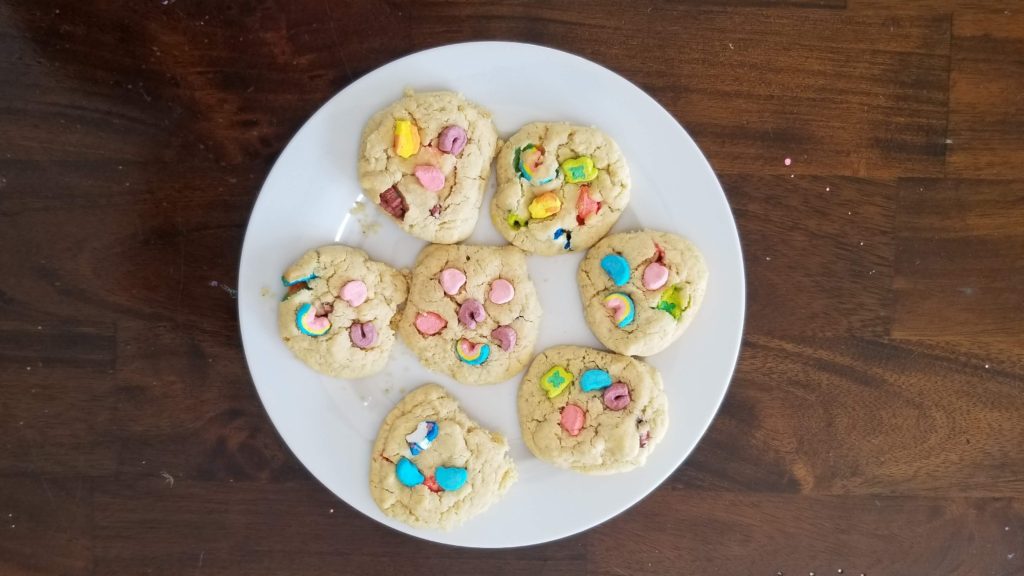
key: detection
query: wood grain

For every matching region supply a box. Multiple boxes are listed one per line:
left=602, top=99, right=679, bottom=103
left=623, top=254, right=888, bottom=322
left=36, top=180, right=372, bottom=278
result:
left=591, top=491, right=1024, bottom=575
left=0, top=320, right=119, bottom=477
left=0, top=477, right=93, bottom=576
left=676, top=335, right=1024, bottom=496
left=112, top=320, right=306, bottom=483
left=92, top=480, right=587, bottom=576
left=1, top=0, right=1022, bottom=574
left=728, top=174, right=896, bottom=337
left=948, top=9, right=1024, bottom=178
left=894, top=178, right=1024, bottom=341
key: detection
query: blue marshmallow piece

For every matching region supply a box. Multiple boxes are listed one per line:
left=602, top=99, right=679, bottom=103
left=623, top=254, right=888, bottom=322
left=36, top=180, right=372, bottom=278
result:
left=434, top=466, right=468, bottom=491
left=580, top=369, right=613, bottom=392
left=406, top=421, right=439, bottom=456
left=281, top=272, right=316, bottom=286
left=396, top=457, right=424, bottom=487
left=600, top=254, right=631, bottom=286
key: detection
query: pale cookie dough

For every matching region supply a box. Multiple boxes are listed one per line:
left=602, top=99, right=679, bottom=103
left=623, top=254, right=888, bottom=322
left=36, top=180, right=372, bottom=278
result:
left=398, top=244, right=542, bottom=385
left=358, top=90, right=499, bottom=244
left=278, top=245, right=408, bottom=378
left=518, top=346, right=668, bottom=474
left=370, top=384, right=517, bottom=530
left=578, top=230, right=708, bottom=357
left=491, top=122, right=631, bottom=255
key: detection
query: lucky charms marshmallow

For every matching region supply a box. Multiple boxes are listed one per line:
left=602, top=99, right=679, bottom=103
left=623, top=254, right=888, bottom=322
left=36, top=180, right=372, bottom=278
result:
left=370, top=384, right=517, bottom=530
left=518, top=346, right=668, bottom=474
left=398, top=244, right=542, bottom=385
left=278, top=245, right=409, bottom=378
left=358, top=90, right=499, bottom=244
left=578, top=230, right=708, bottom=356
left=491, top=122, right=631, bottom=255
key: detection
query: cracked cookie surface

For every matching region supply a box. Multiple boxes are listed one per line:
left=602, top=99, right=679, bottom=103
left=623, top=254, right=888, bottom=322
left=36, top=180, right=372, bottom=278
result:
left=358, top=90, right=498, bottom=244
left=398, top=244, right=542, bottom=385
left=370, top=384, right=517, bottom=530
left=277, top=245, right=408, bottom=378
left=518, top=346, right=668, bottom=474
left=578, top=230, right=708, bottom=357
left=491, top=122, right=630, bottom=255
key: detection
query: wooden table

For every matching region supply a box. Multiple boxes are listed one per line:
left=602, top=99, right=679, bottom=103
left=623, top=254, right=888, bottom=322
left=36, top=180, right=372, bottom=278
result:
left=2, top=1, right=1022, bottom=574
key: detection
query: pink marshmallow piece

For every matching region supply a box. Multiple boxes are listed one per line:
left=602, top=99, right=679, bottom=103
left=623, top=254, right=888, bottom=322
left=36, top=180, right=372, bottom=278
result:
left=489, top=278, right=515, bottom=304
left=560, top=404, right=586, bottom=436
left=414, top=311, right=447, bottom=336
left=439, top=268, right=466, bottom=295
left=490, top=325, right=517, bottom=351
left=642, top=262, right=669, bottom=291
left=414, top=165, right=445, bottom=192
left=459, top=338, right=483, bottom=356
left=340, top=280, right=368, bottom=307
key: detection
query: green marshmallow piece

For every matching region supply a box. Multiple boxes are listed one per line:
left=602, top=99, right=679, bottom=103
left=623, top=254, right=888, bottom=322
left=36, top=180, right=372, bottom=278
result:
left=560, top=156, right=598, bottom=184
left=656, top=284, right=692, bottom=320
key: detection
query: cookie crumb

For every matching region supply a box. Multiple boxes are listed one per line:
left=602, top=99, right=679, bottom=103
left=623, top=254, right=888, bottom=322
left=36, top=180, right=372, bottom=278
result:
left=360, top=220, right=380, bottom=236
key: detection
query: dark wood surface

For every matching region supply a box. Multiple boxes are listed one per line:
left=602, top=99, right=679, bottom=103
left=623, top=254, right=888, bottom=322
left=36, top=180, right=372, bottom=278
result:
left=1, top=1, right=1022, bottom=574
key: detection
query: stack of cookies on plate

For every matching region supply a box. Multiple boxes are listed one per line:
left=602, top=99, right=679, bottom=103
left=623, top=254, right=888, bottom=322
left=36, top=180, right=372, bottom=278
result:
left=275, top=90, right=708, bottom=530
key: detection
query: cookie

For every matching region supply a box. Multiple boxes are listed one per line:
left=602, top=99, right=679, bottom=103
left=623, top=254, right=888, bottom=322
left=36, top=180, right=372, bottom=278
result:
left=578, top=230, right=708, bottom=356
left=278, top=245, right=408, bottom=378
left=398, top=244, right=542, bottom=385
left=358, top=90, right=499, bottom=244
left=518, top=345, right=668, bottom=474
left=370, top=384, right=518, bottom=530
left=491, top=122, right=631, bottom=255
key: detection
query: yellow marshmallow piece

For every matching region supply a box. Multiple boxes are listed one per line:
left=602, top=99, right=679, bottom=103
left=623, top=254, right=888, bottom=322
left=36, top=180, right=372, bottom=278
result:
left=528, top=192, right=562, bottom=219
left=393, top=119, right=420, bottom=159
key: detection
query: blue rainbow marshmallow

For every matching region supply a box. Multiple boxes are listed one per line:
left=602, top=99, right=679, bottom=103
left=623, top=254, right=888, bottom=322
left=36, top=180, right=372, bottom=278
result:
left=282, top=272, right=316, bottom=286
left=295, top=303, right=330, bottom=337
left=603, top=292, right=636, bottom=328
left=456, top=339, right=490, bottom=366
left=600, top=254, right=631, bottom=286
left=515, top=144, right=557, bottom=185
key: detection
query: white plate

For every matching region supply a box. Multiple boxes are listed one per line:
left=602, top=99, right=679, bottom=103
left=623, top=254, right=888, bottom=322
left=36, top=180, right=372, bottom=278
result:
left=238, top=42, right=744, bottom=548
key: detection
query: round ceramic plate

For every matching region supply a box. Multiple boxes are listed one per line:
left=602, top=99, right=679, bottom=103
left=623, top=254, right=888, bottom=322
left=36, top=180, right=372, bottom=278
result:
left=238, top=42, right=744, bottom=548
